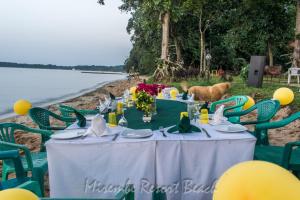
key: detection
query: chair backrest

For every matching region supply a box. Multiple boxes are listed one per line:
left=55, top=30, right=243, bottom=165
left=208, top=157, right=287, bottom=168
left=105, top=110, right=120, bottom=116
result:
left=210, top=95, right=248, bottom=113
left=256, top=99, right=280, bottom=123
left=59, top=105, right=76, bottom=126
left=0, top=123, right=17, bottom=144
left=29, top=107, right=52, bottom=129
left=255, top=111, right=300, bottom=145
left=0, top=150, right=27, bottom=190
left=0, top=123, right=52, bottom=152
left=59, top=105, right=74, bottom=118
left=210, top=96, right=248, bottom=123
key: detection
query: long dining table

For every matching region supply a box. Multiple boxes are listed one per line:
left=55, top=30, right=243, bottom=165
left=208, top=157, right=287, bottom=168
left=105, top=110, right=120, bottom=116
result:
left=46, top=99, right=256, bottom=200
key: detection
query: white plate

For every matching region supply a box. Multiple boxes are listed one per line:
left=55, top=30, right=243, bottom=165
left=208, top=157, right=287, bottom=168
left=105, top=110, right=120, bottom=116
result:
left=51, top=129, right=87, bottom=140
left=214, top=124, right=248, bottom=133
left=121, top=129, right=153, bottom=139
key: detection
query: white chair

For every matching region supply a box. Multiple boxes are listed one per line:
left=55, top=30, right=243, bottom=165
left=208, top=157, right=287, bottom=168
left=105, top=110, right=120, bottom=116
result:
left=287, top=67, right=300, bottom=85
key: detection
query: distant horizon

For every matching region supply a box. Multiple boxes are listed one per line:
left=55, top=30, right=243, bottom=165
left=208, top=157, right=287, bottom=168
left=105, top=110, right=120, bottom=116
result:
left=0, top=60, right=124, bottom=67
left=0, top=0, right=131, bottom=66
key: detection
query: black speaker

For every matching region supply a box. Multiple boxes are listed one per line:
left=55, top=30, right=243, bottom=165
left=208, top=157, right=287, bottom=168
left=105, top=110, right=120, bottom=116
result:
left=247, top=56, right=266, bottom=88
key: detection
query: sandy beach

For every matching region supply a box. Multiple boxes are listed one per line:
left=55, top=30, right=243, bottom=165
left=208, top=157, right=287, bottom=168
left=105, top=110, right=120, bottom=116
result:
left=0, top=78, right=299, bottom=152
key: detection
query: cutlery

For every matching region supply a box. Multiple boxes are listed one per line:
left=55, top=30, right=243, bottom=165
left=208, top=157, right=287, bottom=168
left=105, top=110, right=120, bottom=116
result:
left=112, top=133, right=119, bottom=141
left=202, top=128, right=211, bottom=138
left=159, top=126, right=167, bottom=137
left=81, top=134, right=88, bottom=140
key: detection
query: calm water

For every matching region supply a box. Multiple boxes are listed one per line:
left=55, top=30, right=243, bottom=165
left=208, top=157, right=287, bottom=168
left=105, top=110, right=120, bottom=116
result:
left=0, top=67, right=126, bottom=115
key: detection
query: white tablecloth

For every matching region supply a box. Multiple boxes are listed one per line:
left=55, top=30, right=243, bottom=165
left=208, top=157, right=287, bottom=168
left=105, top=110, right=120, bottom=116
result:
left=46, top=123, right=256, bottom=200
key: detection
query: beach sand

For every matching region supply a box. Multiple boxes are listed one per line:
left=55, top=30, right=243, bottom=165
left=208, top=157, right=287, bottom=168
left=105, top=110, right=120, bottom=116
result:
left=0, top=77, right=299, bottom=196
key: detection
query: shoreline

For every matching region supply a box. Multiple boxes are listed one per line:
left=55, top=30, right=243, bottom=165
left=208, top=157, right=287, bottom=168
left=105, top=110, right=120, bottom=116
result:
left=0, top=77, right=143, bottom=127
left=0, top=79, right=117, bottom=120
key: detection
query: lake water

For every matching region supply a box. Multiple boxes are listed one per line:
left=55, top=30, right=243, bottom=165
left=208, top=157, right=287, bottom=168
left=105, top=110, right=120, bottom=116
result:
left=0, top=67, right=126, bottom=116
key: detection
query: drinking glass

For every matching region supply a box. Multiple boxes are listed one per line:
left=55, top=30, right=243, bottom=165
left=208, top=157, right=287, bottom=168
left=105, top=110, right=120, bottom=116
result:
left=200, top=109, right=209, bottom=124
left=108, top=112, right=117, bottom=127
left=118, top=109, right=128, bottom=127
left=170, top=89, right=178, bottom=100
left=157, top=92, right=164, bottom=99
left=194, top=104, right=200, bottom=123
left=116, top=102, right=123, bottom=115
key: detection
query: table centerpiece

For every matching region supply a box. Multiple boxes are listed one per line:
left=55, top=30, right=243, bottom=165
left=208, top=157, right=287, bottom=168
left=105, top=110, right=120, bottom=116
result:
left=136, top=83, right=165, bottom=122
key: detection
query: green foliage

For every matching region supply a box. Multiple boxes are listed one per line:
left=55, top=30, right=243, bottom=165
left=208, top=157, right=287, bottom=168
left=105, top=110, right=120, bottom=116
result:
left=240, top=64, right=249, bottom=82
left=117, top=0, right=297, bottom=75
left=136, top=91, right=154, bottom=115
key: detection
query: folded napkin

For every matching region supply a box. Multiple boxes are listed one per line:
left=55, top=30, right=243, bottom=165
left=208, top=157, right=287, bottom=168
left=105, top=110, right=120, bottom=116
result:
left=109, top=92, right=116, bottom=100
left=182, top=92, right=188, bottom=100
left=86, top=114, right=107, bottom=136
left=167, top=116, right=201, bottom=134
left=212, top=105, right=224, bottom=125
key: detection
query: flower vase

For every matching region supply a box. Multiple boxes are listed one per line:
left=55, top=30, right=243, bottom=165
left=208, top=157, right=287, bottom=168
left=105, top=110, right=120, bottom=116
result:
left=142, top=114, right=152, bottom=123
left=151, top=95, right=157, bottom=115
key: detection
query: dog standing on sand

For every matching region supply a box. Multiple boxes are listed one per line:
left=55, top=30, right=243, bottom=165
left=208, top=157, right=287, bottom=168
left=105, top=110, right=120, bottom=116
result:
left=181, top=82, right=231, bottom=102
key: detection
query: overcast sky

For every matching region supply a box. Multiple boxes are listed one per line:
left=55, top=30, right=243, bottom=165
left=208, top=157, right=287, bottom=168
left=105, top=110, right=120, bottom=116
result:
left=0, top=0, right=132, bottom=66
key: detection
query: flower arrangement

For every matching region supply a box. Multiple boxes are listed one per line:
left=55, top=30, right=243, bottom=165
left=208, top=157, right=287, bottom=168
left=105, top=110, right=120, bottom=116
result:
left=136, top=91, right=154, bottom=116
left=136, top=83, right=166, bottom=96
left=135, top=83, right=166, bottom=118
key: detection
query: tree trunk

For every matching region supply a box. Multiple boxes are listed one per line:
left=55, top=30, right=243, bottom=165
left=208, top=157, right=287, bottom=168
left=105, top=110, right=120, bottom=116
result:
left=199, top=31, right=205, bottom=76
left=199, top=31, right=204, bottom=74
left=174, top=37, right=182, bottom=64
left=268, top=41, right=273, bottom=67
left=296, top=1, right=300, bottom=34
left=161, top=12, right=170, bottom=60
left=293, top=1, right=300, bottom=68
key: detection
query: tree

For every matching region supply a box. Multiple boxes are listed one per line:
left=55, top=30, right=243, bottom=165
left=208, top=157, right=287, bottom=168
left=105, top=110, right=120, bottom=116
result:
left=223, top=0, right=295, bottom=69
left=99, top=0, right=296, bottom=76
left=293, top=0, right=300, bottom=68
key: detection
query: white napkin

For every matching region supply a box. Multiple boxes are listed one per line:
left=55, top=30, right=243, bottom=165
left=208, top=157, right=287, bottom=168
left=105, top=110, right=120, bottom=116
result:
left=188, top=93, right=195, bottom=102
left=212, top=105, right=224, bottom=125
left=104, top=96, right=111, bottom=107
left=86, top=114, right=108, bottom=137
left=98, top=100, right=107, bottom=113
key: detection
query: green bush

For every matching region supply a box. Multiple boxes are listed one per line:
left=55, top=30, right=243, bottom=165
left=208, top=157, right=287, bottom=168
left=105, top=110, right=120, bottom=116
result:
left=240, top=64, right=249, bottom=82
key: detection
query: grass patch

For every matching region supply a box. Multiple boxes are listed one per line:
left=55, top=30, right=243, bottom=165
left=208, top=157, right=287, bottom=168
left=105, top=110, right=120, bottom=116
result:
left=148, top=76, right=300, bottom=110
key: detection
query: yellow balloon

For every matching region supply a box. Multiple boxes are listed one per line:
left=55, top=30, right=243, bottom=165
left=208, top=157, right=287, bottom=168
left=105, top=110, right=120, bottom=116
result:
left=13, top=99, right=32, bottom=115
left=129, top=86, right=137, bottom=94
left=243, top=96, right=255, bottom=110
left=0, top=189, right=39, bottom=200
left=213, top=161, right=300, bottom=200
left=273, top=87, right=294, bottom=106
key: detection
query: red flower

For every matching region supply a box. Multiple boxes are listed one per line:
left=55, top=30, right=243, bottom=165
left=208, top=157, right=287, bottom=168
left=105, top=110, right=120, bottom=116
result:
left=136, top=83, right=166, bottom=96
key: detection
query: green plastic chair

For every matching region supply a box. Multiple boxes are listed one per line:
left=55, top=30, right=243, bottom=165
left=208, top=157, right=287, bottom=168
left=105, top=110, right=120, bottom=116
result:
left=0, top=140, right=48, bottom=196
left=0, top=123, right=52, bottom=196
left=225, top=99, right=280, bottom=125
left=210, top=96, right=248, bottom=123
left=254, top=112, right=300, bottom=177
left=59, top=104, right=98, bottom=126
left=0, top=150, right=42, bottom=197
left=29, top=107, right=79, bottom=130
left=152, top=188, right=167, bottom=200
left=40, top=184, right=135, bottom=200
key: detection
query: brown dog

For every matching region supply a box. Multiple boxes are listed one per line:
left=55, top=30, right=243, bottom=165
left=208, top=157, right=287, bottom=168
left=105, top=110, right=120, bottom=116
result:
left=181, top=82, right=231, bottom=101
